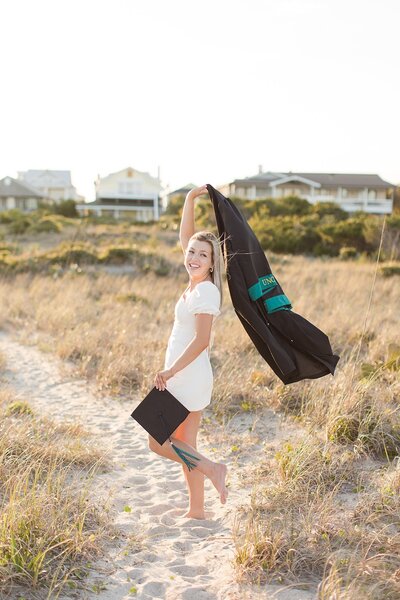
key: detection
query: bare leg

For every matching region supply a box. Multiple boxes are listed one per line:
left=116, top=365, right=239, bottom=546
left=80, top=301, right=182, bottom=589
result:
left=174, top=411, right=205, bottom=518
left=148, top=419, right=228, bottom=506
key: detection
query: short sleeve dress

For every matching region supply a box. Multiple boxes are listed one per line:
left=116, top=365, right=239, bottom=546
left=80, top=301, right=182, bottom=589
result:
left=163, top=281, right=221, bottom=411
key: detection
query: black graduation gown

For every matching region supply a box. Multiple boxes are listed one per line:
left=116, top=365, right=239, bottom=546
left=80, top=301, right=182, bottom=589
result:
left=206, top=183, right=340, bottom=384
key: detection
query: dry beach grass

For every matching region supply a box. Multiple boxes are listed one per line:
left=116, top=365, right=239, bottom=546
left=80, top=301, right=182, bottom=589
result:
left=0, top=381, right=113, bottom=598
left=0, top=221, right=399, bottom=598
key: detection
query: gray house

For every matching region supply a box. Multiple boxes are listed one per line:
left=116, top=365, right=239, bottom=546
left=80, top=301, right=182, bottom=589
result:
left=219, top=168, right=395, bottom=214
left=0, top=176, right=45, bottom=212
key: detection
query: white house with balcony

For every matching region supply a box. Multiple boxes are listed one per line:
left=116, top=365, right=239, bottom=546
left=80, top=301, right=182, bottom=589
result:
left=0, top=176, right=45, bottom=212
left=76, top=167, right=163, bottom=221
left=17, top=170, right=84, bottom=203
left=219, top=168, right=395, bottom=214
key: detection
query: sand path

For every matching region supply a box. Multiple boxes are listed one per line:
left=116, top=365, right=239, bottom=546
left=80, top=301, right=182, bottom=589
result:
left=0, top=328, right=314, bottom=600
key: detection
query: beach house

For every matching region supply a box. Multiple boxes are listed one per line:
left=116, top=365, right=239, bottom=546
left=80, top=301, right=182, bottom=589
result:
left=219, top=168, right=395, bottom=214
left=17, top=170, right=84, bottom=203
left=0, top=176, right=45, bottom=212
left=76, top=167, right=162, bottom=221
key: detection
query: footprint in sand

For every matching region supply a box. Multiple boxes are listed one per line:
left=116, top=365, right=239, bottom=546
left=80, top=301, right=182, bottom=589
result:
left=126, top=568, right=146, bottom=579
left=146, top=503, right=172, bottom=515
left=160, top=514, right=176, bottom=526
left=170, top=564, right=209, bottom=577
left=180, top=588, right=216, bottom=600
left=133, top=551, right=159, bottom=563
left=172, top=540, right=193, bottom=553
left=178, top=517, right=219, bottom=529
left=186, top=527, right=213, bottom=538
left=141, top=581, right=167, bottom=597
left=128, top=476, right=148, bottom=485
left=147, top=524, right=180, bottom=538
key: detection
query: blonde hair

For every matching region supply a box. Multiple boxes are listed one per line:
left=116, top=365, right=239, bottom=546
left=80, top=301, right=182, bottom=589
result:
left=188, top=230, right=225, bottom=310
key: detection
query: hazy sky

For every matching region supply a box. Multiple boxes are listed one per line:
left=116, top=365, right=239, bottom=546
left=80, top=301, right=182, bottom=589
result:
left=1, top=0, right=399, bottom=201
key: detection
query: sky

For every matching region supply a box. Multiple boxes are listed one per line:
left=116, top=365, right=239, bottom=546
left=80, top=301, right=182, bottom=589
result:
left=1, top=0, right=399, bottom=201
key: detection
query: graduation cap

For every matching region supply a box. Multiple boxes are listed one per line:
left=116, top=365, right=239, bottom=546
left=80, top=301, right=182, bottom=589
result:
left=131, top=386, right=201, bottom=471
left=206, top=183, right=340, bottom=384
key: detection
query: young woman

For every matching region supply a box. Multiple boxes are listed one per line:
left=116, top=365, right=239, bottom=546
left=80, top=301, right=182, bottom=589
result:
left=149, top=184, right=228, bottom=520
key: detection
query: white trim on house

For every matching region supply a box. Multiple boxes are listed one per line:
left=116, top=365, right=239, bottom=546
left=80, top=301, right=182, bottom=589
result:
left=75, top=203, right=156, bottom=221
left=269, top=175, right=321, bottom=188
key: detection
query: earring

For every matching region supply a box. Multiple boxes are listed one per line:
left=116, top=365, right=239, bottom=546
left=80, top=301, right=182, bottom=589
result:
left=210, top=267, right=213, bottom=272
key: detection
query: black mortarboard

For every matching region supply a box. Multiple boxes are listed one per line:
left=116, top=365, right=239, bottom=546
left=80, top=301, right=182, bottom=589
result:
left=130, top=386, right=201, bottom=471
left=206, top=183, right=340, bottom=384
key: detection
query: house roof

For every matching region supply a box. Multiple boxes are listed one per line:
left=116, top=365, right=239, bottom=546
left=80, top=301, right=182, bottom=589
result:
left=168, top=183, right=198, bottom=195
left=290, top=172, right=394, bottom=188
left=97, top=167, right=163, bottom=191
left=17, top=169, right=73, bottom=186
left=234, top=171, right=395, bottom=189
left=0, top=176, right=44, bottom=198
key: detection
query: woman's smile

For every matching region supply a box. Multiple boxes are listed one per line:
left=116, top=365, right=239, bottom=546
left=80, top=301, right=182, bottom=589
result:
left=185, top=241, right=213, bottom=279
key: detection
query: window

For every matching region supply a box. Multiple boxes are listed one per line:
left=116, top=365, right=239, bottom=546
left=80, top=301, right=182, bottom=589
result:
left=348, top=189, right=362, bottom=199
left=27, top=198, right=37, bottom=209
left=118, top=181, right=143, bottom=196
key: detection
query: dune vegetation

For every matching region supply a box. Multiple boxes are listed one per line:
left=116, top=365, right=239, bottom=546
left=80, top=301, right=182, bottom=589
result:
left=0, top=203, right=399, bottom=598
left=0, top=381, right=114, bottom=597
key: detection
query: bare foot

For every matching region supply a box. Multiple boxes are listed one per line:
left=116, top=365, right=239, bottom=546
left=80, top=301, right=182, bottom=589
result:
left=209, top=462, right=228, bottom=504
left=183, top=510, right=206, bottom=519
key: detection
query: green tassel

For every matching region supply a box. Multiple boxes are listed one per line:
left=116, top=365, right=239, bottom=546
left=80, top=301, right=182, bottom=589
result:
left=170, top=442, right=200, bottom=471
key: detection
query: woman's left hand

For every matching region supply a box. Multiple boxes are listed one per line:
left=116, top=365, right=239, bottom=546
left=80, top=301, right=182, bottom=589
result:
left=154, top=368, right=174, bottom=391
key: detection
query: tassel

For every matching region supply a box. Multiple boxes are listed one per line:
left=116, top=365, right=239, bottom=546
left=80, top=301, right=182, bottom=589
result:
left=170, top=441, right=200, bottom=471
left=157, top=411, right=200, bottom=471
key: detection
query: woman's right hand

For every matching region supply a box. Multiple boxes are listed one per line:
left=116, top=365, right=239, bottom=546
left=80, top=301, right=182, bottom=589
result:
left=187, top=185, right=208, bottom=200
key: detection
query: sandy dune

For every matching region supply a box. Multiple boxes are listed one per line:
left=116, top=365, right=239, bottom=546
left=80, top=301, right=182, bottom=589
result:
left=0, top=328, right=314, bottom=600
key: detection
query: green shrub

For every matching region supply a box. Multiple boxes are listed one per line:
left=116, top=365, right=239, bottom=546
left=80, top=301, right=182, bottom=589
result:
left=99, top=246, right=140, bottom=264
left=153, top=257, right=171, bottom=276
left=5, top=401, right=34, bottom=416
left=312, top=202, right=348, bottom=221
left=249, top=214, right=320, bottom=254
left=27, top=217, right=63, bottom=234
left=0, top=243, right=17, bottom=256
left=164, top=194, right=185, bottom=216
left=8, top=216, right=32, bottom=234
left=339, top=246, right=357, bottom=260
left=269, top=196, right=312, bottom=217
left=318, top=219, right=367, bottom=253
left=312, top=241, right=339, bottom=257
left=50, top=248, right=98, bottom=266
left=52, top=199, right=79, bottom=218
left=328, top=415, right=360, bottom=443
left=380, top=264, right=400, bottom=277
left=115, top=292, right=149, bottom=305
left=0, top=209, right=26, bottom=224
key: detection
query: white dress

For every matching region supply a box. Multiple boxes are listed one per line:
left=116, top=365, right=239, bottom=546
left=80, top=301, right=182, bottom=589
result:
left=163, top=281, right=221, bottom=411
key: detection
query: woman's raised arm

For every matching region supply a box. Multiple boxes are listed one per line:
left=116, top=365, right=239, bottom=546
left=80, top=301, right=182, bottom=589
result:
left=179, top=185, right=208, bottom=254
